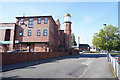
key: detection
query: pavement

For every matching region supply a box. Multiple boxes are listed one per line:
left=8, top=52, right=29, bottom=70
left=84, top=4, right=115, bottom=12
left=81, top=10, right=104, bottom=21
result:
left=81, top=57, right=114, bottom=78
left=1, top=53, right=117, bottom=80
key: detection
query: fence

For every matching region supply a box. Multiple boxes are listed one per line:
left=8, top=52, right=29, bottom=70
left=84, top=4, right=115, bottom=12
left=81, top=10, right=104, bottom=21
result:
left=107, top=53, right=120, bottom=80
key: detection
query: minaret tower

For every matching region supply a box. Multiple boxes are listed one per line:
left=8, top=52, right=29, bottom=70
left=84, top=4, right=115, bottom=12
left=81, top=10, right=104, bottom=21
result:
left=64, top=13, right=72, bottom=49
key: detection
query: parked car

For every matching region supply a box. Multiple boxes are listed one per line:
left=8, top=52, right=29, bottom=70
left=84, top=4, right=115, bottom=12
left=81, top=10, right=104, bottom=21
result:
left=22, top=50, right=27, bottom=52
left=100, top=50, right=107, bottom=53
left=115, top=51, right=120, bottom=53
left=7, top=50, right=27, bottom=53
left=7, top=50, right=20, bottom=53
left=82, top=50, right=88, bottom=52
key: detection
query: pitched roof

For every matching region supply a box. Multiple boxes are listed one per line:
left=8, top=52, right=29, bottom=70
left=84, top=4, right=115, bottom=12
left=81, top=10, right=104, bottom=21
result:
left=79, top=44, right=90, bottom=48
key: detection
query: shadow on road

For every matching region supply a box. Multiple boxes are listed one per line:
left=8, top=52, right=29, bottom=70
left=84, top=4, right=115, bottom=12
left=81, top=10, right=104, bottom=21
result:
left=68, top=53, right=106, bottom=58
left=2, top=53, right=107, bottom=72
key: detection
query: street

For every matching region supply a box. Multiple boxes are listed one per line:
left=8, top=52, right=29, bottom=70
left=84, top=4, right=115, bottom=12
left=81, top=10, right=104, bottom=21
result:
left=2, top=53, right=116, bottom=79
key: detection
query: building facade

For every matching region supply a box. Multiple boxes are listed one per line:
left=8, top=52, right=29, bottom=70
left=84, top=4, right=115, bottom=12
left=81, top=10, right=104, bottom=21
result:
left=0, top=13, right=72, bottom=52
left=0, top=23, right=16, bottom=52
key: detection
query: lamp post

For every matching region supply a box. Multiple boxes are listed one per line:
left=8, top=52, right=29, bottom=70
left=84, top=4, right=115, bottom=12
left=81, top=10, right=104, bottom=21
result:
left=78, top=37, right=80, bottom=45
left=103, top=24, right=108, bottom=53
left=78, top=36, right=80, bottom=52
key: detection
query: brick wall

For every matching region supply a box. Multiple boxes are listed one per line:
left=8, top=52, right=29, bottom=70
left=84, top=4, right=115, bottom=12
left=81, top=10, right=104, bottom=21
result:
left=2, top=50, right=79, bottom=65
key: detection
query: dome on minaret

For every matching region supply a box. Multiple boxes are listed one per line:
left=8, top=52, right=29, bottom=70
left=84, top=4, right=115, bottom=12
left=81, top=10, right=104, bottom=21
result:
left=64, top=13, right=71, bottom=23
left=64, top=13, right=71, bottom=17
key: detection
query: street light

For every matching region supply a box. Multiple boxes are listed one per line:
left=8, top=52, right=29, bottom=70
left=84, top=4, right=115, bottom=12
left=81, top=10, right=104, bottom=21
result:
left=103, top=24, right=108, bottom=53
left=78, top=36, right=80, bottom=45
left=78, top=36, right=80, bottom=52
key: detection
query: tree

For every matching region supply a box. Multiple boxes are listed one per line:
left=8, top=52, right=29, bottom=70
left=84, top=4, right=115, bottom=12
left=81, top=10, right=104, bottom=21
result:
left=71, top=33, right=77, bottom=46
left=92, top=24, right=120, bottom=51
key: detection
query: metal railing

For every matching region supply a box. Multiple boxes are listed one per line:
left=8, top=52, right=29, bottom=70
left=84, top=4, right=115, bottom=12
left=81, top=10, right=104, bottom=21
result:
left=107, top=53, right=120, bottom=80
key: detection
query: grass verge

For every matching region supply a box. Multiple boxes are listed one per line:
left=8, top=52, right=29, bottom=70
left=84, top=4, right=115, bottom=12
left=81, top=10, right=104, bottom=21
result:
left=83, top=51, right=99, bottom=53
left=109, top=63, right=119, bottom=80
left=109, top=53, right=120, bottom=55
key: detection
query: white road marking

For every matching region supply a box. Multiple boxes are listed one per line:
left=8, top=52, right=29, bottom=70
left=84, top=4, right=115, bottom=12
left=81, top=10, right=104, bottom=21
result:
left=79, top=58, right=98, bottom=78
left=81, top=59, right=95, bottom=66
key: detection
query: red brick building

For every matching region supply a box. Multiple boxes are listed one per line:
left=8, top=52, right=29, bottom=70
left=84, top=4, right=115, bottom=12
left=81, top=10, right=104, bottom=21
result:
left=0, top=23, right=16, bottom=52
left=0, top=13, right=72, bottom=52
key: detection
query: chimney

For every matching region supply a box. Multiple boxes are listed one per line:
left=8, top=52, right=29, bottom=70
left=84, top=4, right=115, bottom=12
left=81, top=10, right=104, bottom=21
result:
left=23, top=13, right=25, bottom=17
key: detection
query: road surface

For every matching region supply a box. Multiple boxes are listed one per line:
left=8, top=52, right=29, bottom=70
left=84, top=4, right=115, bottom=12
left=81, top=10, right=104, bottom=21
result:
left=2, top=53, right=116, bottom=79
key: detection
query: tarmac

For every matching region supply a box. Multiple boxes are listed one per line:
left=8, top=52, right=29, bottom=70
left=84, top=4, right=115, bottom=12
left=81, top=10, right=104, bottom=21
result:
left=1, top=53, right=117, bottom=80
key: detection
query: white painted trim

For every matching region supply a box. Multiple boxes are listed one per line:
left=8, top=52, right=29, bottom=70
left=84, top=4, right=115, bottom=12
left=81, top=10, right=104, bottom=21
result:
left=0, top=27, right=14, bottom=30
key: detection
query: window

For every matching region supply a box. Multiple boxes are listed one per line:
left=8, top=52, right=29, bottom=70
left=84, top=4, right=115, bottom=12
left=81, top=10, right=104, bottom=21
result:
left=66, top=24, right=68, bottom=27
left=19, top=30, right=23, bottom=36
left=44, top=30, right=47, bottom=36
left=29, top=18, right=33, bottom=28
left=69, top=24, right=71, bottom=27
left=28, top=30, right=31, bottom=36
left=44, top=18, right=48, bottom=24
left=4, top=44, right=9, bottom=47
left=37, top=30, right=40, bottom=36
left=20, top=19, right=24, bottom=24
left=30, top=49, right=33, bottom=52
left=19, top=44, right=22, bottom=47
left=41, top=45, right=43, bottom=48
left=66, top=34, right=68, bottom=37
left=38, top=18, right=41, bottom=24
